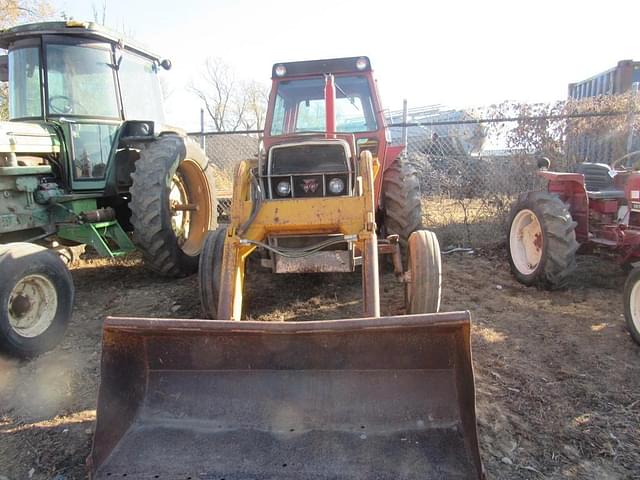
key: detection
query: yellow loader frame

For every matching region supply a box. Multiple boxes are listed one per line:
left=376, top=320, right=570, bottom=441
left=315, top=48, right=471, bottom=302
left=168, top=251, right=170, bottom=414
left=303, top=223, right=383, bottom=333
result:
left=216, top=150, right=381, bottom=320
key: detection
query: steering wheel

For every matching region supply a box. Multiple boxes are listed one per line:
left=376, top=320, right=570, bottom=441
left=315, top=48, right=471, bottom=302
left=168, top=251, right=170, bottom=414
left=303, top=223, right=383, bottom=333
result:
left=49, top=95, right=83, bottom=115
left=611, top=150, right=640, bottom=171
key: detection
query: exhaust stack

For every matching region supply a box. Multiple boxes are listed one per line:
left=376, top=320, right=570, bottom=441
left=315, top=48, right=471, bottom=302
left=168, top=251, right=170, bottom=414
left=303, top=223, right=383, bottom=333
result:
left=325, top=74, right=336, bottom=138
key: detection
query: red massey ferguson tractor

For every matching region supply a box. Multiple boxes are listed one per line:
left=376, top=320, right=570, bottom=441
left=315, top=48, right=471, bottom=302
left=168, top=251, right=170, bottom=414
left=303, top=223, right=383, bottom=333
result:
left=507, top=155, right=640, bottom=344
left=198, top=56, right=440, bottom=320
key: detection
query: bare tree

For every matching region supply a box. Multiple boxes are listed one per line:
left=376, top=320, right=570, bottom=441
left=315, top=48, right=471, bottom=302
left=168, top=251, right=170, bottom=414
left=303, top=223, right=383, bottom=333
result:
left=0, top=0, right=55, bottom=120
left=190, top=57, right=268, bottom=132
left=190, top=57, right=236, bottom=131
left=0, top=0, right=54, bottom=28
left=61, top=2, right=134, bottom=37
left=240, top=80, right=269, bottom=130
left=91, top=0, right=107, bottom=25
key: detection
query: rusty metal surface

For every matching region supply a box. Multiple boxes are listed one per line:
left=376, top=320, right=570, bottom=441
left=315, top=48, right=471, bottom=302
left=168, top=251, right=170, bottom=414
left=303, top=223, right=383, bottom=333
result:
left=378, top=238, right=404, bottom=277
left=273, top=250, right=353, bottom=273
left=361, top=235, right=380, bottom=317
left=90, top=312, right=484, bottom=479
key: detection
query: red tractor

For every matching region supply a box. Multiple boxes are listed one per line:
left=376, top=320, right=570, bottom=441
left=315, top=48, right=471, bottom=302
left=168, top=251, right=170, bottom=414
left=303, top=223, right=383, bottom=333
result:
left=507, top=155, right=640, bottom=344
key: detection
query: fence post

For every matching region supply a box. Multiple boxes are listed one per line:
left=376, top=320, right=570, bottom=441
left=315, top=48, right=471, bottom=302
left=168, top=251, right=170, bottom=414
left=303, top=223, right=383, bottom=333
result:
left=402, top=99, right=408, bottom=154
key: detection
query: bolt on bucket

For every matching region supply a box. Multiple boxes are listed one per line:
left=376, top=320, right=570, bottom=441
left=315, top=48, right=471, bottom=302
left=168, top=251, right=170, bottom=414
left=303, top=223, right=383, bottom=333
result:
left=89, top=312, right=484, bottom=479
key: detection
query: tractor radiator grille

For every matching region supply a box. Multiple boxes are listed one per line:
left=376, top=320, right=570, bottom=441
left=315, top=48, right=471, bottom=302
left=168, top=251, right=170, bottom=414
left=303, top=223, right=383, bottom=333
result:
left=271, top=144, right=348, bottom=174
left=266, top=141, right=353, bottom=199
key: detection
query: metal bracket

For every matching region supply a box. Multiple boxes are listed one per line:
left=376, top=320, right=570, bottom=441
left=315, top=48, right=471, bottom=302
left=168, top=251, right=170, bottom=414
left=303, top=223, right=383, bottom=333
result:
left=57, top=221, right=135, bottom=258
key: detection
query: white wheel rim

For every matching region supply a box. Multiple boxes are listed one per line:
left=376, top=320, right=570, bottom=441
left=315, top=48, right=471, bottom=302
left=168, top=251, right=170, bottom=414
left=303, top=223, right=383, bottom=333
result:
left=8, top=274, right=58, bottom=338
left=629, top=280, right=640, bottom=333
left=170, top=174, right=191, bottom=245
left=510, top=209, right=543, bottom=275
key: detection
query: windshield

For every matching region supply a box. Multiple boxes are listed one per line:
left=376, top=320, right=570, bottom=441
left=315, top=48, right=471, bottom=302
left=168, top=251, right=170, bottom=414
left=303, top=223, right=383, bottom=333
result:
left=118, top=51, right=165, bottom=123
left=270, top=75, right=378, bottom=136
left=8, top=47, right=42, bottom=119
left=45, top=43, right=119, bottom=118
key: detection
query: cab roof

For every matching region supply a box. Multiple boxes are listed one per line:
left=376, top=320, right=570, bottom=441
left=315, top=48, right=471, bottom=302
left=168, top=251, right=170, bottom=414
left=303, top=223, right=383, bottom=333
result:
left=271, top=56, right=372, bottom=79
left=0, top=21, right=162, bottom=61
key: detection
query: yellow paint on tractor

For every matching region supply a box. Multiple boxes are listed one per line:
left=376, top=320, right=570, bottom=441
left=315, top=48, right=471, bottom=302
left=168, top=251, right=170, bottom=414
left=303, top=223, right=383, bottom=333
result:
left=218, top=150, right=380, bottom=320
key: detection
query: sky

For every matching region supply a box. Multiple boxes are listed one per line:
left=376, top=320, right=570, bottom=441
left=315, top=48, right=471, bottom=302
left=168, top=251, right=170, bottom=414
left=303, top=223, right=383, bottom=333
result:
left=48, top=0, right=640, bottom=131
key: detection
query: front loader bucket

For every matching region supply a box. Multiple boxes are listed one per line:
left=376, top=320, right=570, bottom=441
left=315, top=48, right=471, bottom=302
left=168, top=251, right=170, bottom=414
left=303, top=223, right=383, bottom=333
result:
left=90, top=312, right=484, bottom=479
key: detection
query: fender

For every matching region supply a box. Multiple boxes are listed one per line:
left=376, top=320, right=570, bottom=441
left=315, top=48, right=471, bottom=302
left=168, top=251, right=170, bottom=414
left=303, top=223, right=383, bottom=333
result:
left=539, top=171, right=589, bottom=243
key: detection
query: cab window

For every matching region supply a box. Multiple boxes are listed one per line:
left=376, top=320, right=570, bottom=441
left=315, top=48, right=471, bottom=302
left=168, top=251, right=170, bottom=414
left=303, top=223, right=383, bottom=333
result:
left=270, top=75, right=377, bottom=135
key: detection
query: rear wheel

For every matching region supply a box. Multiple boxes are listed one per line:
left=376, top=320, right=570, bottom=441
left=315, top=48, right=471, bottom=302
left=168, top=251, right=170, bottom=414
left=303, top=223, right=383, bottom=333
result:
left=0, top=243, right=74, bottom=358
left=507, top=191, right=578, bottom=290
left=199, top=227, right=227, bottom=319
left=405, top=230, right=442, bottom=314
left=624, top=268, right=640, bottom=345
left=382, top=157, right=422, bottom=252
left=130, top=135, right=216, bottom=277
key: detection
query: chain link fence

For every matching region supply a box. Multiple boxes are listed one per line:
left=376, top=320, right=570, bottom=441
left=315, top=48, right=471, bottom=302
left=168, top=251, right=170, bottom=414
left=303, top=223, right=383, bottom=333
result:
left=189, top=95, right=639, bottom=248
left=387, top=116, right=545, bottom=248
left=189, top=132, right=260, bottom=221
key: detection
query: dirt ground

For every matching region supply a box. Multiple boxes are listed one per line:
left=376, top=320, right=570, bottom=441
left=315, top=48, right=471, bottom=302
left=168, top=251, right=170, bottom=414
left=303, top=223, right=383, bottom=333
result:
left=1, top=251, right=639, bottom=479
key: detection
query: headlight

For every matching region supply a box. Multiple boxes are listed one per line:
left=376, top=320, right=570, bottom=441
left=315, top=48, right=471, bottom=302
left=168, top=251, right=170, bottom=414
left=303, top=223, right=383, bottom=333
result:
left=328, top=177, right=345, bottom=194
left=355, top=57, right=368, bottom=70
left=274, top=64, right=287, bottom=77
left=276, top=180, right=291, bottom=196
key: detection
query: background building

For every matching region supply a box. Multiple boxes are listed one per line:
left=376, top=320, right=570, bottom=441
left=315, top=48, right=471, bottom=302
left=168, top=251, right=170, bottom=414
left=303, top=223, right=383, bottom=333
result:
left=567, top=60, right=639, bottom=164
left=568, top=60, right=640, bottom=99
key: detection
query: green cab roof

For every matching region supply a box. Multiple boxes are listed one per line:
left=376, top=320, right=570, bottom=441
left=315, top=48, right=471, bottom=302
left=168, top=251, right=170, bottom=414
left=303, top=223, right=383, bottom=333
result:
left=0, top=20, right=162, bottom=61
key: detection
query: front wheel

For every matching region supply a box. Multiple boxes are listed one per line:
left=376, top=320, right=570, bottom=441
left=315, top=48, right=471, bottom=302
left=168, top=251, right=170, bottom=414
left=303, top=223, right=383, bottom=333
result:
left=405, top=230, right=442, bottom=314
left=624, top=267, right=640, bottom=345
left=0, top=243, right=74, bottom=358
left=198, top=227, right=227, bottom=319
left=507, top=191, right=578, bottom=290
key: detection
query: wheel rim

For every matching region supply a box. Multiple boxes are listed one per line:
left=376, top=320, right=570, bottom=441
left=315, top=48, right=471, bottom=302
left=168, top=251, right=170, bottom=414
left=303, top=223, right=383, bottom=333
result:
left=169, top=159, right=212, bottom=257
left=629, top=280, right=640, bottom=333
left=510, top=209, right=543, bottom=275
left=170, top=173, right=190, bottom=245
left=8, top=274, right=58, bottom=338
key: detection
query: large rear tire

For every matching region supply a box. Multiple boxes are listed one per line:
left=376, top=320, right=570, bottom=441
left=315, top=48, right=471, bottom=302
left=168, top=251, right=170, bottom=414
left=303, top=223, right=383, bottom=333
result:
left=507, top=191, right=578, bottom=290
left=382, top=157, right=422, bottom=251
left=624, top=267, right=640, bottom=345
left=405, top=230, right=442, bottom=314
left=198, top=227, right=227, bottom=319
left=0, top=243, right=74, bottom=358
left=130, top=135, right=216, bottom=277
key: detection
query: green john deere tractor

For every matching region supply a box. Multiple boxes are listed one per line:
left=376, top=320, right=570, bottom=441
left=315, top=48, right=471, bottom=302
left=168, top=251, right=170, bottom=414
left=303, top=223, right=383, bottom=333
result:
left=0, top=21, right=216, bottom=357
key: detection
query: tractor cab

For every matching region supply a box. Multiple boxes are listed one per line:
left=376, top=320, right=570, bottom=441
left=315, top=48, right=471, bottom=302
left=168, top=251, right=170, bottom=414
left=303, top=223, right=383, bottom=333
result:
left=266, top=59, right=380, bottom=139
left=0, top=20, right=168, bottom=191
left=263, top=57, right=403, bottom=204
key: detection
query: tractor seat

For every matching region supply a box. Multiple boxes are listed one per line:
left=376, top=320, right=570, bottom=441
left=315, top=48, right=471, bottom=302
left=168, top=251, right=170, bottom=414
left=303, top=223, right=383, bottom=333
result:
left=573, top=162, right=625, bottom=200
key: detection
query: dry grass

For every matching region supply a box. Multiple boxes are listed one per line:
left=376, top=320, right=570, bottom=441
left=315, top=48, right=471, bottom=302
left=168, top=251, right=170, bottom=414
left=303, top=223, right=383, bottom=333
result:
left=421, top=196, right=513, bottom=247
